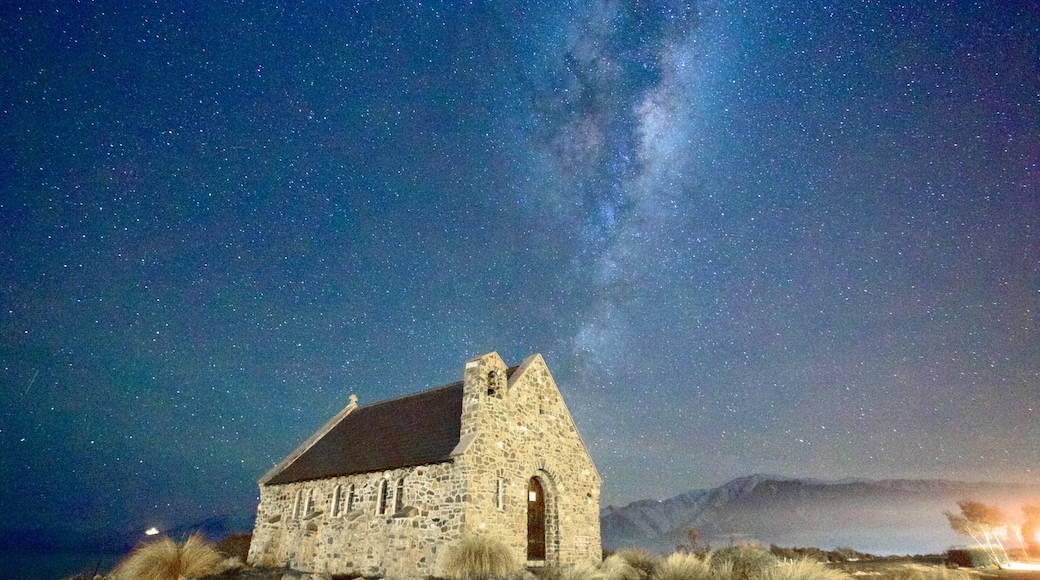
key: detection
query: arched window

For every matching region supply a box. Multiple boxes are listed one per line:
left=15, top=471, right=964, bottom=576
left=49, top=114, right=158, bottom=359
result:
left=346, top=483, right=355, bottom=512
left=292, top=489, right=305, bottom=519
left=378, top=479, right=390, bottom=515
left=394, top=477, right=405, bottom=513
left=331, top=484, right=343, bottom=517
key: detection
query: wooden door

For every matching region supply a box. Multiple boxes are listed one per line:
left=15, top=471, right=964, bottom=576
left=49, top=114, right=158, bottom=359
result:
left=527, top=477, right=546, bottom=560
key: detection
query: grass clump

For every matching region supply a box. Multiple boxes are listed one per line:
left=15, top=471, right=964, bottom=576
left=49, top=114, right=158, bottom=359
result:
left=616, top=550, right=661, bottom=580
left=443, top=534, right=521, bottom=580
left=601, top=554, right=642, bottom=580
left=652, top=552, right=715, bottom=580
left=758, top=558, right=850, bottom=580
left=711, top=544, right=778, bottom=580
left=109, top=533, right=223, bottom=580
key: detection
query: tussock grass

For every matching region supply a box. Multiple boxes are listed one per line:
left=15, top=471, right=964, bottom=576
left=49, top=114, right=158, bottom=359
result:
left=109, top=533, right=223, bottom=580
left=758, top=558, right=850, bottom=580
left=652, top=552, right=715, bottom=580
left=616, top=549, right=662, bottom=580
left=601, top=554, right=642, bottom=580
left=710, top=544, right=778, bottom=580
left=443, top=534, right=521, bottom=580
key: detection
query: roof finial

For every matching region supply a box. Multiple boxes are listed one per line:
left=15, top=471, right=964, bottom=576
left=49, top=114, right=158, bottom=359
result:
left=348, top=394, right=358, bottom=408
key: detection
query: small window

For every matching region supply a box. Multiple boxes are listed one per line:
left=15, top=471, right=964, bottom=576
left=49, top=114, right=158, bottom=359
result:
left=303, top=488, right=313, bottom=515
left=487, top=370, right=503, bottom=398
left=346, top=483, right=355, bottom=512
left=292, top=489, right=305, bottom=519
left=496, top=479, right=505, bottom=510
left=378, top=480, right=390, bottom=515
left=394, top=478, right=405, bottom=513
left=331, top=485, right=342, bottom=517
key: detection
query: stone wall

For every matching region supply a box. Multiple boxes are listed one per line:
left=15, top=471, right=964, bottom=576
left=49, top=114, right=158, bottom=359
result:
left=460, top=353, right=602, bottom=567
left=248, top=460, right=468, bottom=577
left=248, top=352, right=602, bottom=577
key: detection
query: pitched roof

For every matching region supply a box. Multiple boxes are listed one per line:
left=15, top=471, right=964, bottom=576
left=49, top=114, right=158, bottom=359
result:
left=263, top=381, right=464, bottom=485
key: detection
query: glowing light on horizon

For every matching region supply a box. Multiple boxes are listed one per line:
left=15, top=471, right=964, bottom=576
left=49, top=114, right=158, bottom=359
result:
left=1005, top=562, right=1040, bottom=571
left=145, top=527, right=159, bottom=536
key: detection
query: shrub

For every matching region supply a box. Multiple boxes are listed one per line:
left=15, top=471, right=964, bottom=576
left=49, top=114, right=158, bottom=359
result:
left=758, top=558, right=849, bottom=580
left=601, top=554, right=642, bottom=580
left=616, top=550, right=662, bottom=580
left=109, top=533, right=223, bottom=580
left=443, top=535, right=521, bottom=580
left=828, top=548, right=862, bottom=563
left=652, top=552, right=714, bottom=580
left=710, top=544, right=778, bottom=580
left=945, top=547, right=997, bottom=568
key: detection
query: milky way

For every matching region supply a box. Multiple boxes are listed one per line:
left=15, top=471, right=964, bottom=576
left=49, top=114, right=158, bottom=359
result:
left=1, top=0, right=1036, bottom=545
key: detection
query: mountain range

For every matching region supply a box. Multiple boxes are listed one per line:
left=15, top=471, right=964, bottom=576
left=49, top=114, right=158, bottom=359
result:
left=600, top=474, right=1040, bottom=556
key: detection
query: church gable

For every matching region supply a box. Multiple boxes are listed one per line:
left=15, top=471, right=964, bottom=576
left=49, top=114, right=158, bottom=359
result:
left=464, top=353, right=599, bottom=481
left=459, top=353, right=602, bottom=565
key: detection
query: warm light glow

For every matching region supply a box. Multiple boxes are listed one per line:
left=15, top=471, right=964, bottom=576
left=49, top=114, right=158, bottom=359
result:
left=145, top=527, right=159, bottom=536
left=1005, top=562, right=1040, bottom=571
left=529, top=491, right=537, bottom=501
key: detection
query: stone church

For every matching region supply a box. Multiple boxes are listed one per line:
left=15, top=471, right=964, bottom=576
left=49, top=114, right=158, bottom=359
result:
left=247, top=352, right=602, bottom=577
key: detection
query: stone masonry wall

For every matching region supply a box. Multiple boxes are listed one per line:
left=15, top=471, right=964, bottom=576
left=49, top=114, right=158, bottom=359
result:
left=248, top=352, right=601, bottom=577
left=247, top=460, right=468, bottom=577
left=460, top=353, right=602, bottom=567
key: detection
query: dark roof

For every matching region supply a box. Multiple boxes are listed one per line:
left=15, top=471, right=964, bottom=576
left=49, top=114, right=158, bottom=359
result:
left=264, top=381, right=464, bottom=485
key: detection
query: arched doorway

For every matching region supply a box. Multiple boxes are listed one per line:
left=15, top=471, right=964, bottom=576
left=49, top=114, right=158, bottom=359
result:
left=527, top=477, right=546, bottom=561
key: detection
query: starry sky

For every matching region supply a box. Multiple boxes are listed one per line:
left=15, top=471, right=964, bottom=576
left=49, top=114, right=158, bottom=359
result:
left=2, top=0, right=1037, bottom=544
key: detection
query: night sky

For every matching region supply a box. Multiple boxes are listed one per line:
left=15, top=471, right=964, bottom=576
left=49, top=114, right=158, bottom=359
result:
left=2, top=0, right=1037, bottom=544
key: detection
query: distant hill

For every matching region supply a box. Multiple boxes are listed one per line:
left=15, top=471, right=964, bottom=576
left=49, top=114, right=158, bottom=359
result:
left=600, top=474, right=1040, bottom=556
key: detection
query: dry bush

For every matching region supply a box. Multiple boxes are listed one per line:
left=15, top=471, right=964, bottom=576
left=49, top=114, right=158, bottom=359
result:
left=601, top=554, right=642, bottom=580
left=443, top=534, right=521, bottom=580
left=652, top=552, right=715, bottom=580
left=758, top=559, right=850, bottom=580
left=110, top=533, right=223, bottom=580
left=710, top=544, right=778, bottom=580
left=944, top=548, right=996, bottom=568
left=616, top=550, right=662, bottom=580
